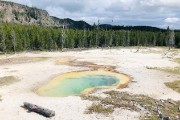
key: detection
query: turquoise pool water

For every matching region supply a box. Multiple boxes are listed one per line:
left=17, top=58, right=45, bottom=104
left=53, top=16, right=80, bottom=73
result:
left=37, top=71, right=125, bottom=97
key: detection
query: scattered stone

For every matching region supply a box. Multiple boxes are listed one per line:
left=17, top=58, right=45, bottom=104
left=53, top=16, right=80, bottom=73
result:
left=167, top=99, right=176, bottom=105
left=163, top=116, right=171, bottom=120
left=140, top=103, right=144, bottom=107
left=178, top=106, right=180, bottom=112
left=175, top=115, right=180, bottom=120
left=160, top=99, right=165, bottom=103
left=158, top=111, right=163, bottom=119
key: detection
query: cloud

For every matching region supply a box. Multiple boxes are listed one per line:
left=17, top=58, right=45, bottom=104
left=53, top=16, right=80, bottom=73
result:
left=7, top=0, right=180, bottom=29
left=164, top=17, right=180, bottom=29
left=165, top=17, right=180, bottom=23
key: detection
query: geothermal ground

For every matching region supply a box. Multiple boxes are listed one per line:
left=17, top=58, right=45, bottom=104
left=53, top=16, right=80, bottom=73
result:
left=0, top=47, right=180, bottom=120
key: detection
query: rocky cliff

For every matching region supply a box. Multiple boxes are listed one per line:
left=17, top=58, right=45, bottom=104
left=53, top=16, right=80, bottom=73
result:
left=0, top=1, right=62, bottom=26
left=0, top=1, right=91, bottom=29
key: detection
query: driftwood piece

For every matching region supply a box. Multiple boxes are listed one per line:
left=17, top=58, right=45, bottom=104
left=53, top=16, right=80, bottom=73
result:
left=23, top=102, right=55, bottom=117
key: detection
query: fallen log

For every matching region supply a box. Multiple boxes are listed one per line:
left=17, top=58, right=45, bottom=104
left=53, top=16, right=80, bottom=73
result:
left=23, top=102, right=55, bottom=117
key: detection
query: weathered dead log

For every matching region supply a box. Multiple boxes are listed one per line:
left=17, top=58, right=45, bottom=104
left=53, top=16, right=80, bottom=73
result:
left=23, top=102, right=55, bottom=117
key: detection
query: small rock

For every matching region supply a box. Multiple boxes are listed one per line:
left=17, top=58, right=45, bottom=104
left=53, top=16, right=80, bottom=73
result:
left=175, top=115, right=180, bottom=120
left=167, top=99, right=176, bottom=105
left=158, top=103, right=164, bottom=107
left=160, top=99, right=165, bottom=103
left=163, top=116, right=171, bottom=120
left=140, top=103, right=144, bottom=107
left=158, top=111, right=163, bottom=119
left=178, top=107, right=180, bottom=112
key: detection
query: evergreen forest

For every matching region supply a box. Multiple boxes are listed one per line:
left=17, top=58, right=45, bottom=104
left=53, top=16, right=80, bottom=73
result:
left=0, top=23, right=180, bottom=53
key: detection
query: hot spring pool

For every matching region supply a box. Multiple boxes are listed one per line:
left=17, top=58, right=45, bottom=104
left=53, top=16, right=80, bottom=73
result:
left=36, top=70, right=130, bottom=97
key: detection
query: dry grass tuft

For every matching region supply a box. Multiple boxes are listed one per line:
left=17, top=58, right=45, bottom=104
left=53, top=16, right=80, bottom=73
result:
left=81, top=91, right=180, bottom=119
left=146, top=66, right=180, bottom=75
left=0, top=57, right=49, bottom=66
left=85, top=104, right=114, bottom=115
left=158, top=67, right=180, bottom=74
left=173, top=58, right=180, bottom=64
left=165, top=80, right=180, bottom=93
left=0, top=76, right=20, bottom=86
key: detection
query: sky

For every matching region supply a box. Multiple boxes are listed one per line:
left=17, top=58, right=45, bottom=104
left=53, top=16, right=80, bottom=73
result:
left=6, top=0, right=180, bottom=29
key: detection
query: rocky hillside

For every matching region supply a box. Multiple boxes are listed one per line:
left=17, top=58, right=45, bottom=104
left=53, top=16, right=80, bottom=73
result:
left=0, top=1, right=91, bottom=29
left=0, top=1, right=61, bottom=26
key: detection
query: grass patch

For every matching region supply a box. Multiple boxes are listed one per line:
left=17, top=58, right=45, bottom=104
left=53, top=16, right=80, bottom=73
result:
left=146, top=66, right=180, bottom=75
left=142, top=48, right=180, bottom=57
left=169, top=49, right=180, bottom=56
left=149, top=115, right=160, bottom=120
left=0, top=57, right=49, bottom=65
left=165, top=80, right=180, bottom=93
left=173, top=58, right=180, bottom=64
left=86, top=103, right=114, bottom=115
left=146, top=66, right=158, bottom=69
left=143, top=49, right=165, bottom=54
left=0, top=52, right=4, bottom=55
left=81, top=91, right=180, bottom=119
left=80, top=95, right=100, bottom=101
left=0, top=76, right=20, bottom=86
left=157, top=67, right=180, bottom=74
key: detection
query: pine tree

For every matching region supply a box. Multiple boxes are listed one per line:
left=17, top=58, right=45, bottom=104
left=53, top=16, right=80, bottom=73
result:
left=153, top=33, right=156, bottom=46
left=127, top=31, right=130, bottom=46
left=0, top=26, right=6, bottom=53
left=83, top=26, right=87, bottom=48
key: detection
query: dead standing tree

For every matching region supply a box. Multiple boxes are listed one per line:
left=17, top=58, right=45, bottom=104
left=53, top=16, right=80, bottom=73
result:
left=166, top=26, right=175, bottom=50
left=95, top=20, right=100, bottom=48
left=11, top=27, right=16, bottom=54
left=168, top=30, right=175, bottom=50
left=83, top=25, right=87, bottom=49
left=162, top=27, right=175, bottom=57
left=61, top=23, right=66, bottom=51
left=109, top=20, right=114, bottom=50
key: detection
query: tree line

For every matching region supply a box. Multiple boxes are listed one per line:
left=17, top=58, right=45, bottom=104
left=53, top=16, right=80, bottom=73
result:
left=0, top=23, right=179, bottom=53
